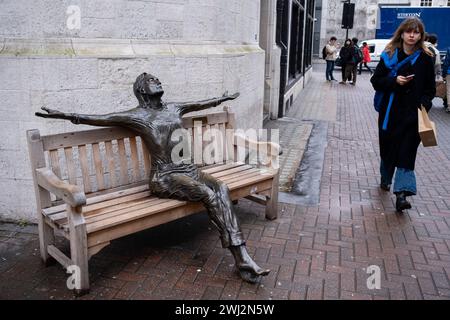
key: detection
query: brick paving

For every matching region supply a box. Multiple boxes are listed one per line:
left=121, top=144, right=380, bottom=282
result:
left=1, top=65, right=450, bottom=300
left=265, top=118, right=313, bottom=192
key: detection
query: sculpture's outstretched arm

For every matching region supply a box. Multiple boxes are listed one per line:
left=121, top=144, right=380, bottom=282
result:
left=178, top=92, right=239, bottom=115
left=35, top=107, right=133, bottom=127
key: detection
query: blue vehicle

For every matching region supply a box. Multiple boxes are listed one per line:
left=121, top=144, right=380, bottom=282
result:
left=376, top=6, right=450, bottom=59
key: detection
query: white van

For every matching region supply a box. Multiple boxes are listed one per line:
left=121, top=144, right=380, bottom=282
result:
left=359, top=39, right=390, bottom=69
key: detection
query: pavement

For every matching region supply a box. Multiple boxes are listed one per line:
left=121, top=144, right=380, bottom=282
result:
left=1, top=64, right=450, bottom=300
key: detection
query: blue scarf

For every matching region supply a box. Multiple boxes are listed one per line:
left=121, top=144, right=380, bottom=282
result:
left=376, top=48, right=421, bottom=130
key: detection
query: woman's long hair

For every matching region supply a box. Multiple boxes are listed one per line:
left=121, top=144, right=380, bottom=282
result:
left=384, top=17, right=433, bottom=57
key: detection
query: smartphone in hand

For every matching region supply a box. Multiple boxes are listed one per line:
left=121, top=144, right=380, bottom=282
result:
left=405, top=74, right=415, bottom=79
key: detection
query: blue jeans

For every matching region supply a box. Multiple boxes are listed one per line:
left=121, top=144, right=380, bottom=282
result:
left=380, top=160, right=417, bottom=196
left=326, top=60, right=335, bottom=80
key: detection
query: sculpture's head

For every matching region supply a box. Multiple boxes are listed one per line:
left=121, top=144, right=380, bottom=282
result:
left=134, top=73, right=164, bottom=106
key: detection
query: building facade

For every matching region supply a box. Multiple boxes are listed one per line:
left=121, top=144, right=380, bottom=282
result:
left=260, top=0, right=316, bottom=119
left=0, top=0, right=317, bottom=222
left=315, top=0, right=450, bottom=56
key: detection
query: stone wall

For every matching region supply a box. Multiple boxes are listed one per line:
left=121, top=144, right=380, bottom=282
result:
left=0, top=0, right=265, bottom=222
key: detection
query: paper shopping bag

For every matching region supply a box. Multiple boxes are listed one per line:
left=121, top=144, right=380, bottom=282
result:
left=435, top=81, right=446, bottom=99
left=418, top=106, right=437, bottom=147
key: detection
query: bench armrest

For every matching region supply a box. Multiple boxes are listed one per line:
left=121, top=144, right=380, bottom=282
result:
left=36, top=168, right=86, bottom=207
left=233, top=133, right=282, bottom=169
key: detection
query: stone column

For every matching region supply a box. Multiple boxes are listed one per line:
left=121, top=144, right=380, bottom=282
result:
left=260, top=0, right=282, bottom=120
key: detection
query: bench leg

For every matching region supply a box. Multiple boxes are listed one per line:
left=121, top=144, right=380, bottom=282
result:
left=38, top=214, right=55, bottom=266
left=68, top=206, right=90, bottom=295
left=265, top=173, right=279, bottom=220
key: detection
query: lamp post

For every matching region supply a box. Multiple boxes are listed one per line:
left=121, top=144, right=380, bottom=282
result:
left=345, top=0, right=350, bottom=40
left=342, top=0, right=351, bottom=40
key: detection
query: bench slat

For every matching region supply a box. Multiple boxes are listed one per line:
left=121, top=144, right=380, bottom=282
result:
left=219, top=123, right=227, bottom=161
left=49, top=149, right=63, bottom=201
left=213, top=123, right=223, bottom=164
left=117, top=138, right=129, bottom=185
left=211, top=164, right=253, bottom=178
left=227, top=170, right=275, bottom=189
left=141, top=142, right=151, bottom=177
left=105, top=141, right=118, bottom=188
left=129, top=137, right=140, bottom=183
left=64, top=147, right=77, bottom=185
left=194, top=121, right=202, bottom=165
left=49, top=150, right=62, bottom=178
left=218, top=168, right=262, bottom=184
left=92, top=143, right=105, bottom=191
left=201, top=162, right=245, bottom=174
left=78, top=145, right=92, bottom=193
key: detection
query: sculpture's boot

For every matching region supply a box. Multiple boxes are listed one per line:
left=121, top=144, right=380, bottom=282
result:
left=229, top=245, right=270, bottom=283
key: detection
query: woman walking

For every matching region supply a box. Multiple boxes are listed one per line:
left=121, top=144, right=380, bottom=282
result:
left=358, top=42, right=373, bottom=75
left=370, top=17, right=436, bottom=212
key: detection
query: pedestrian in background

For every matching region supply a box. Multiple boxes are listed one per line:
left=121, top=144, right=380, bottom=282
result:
left=370, top=17, right=435, bottom=212
left=349, top=37, right=361, bottom=85
left=358, top=42, right=373, bottom=75
left=425, top=34, right=442, bottom=81
left=339, top=39, right=353, bottom=84
left=325, top=36, right=338, bottom=82
left=442, top=46, right=450, bottom=111
left=425, top=34, right=446, bottom=111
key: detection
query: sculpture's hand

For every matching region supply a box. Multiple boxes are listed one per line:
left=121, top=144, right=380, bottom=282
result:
left=222, top=91, right=240, bottom=101
left=35, top=106, right=73, bottom=120
left=229, top=92, right=240, bottom=100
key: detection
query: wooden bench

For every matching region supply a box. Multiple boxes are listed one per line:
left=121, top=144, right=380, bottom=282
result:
left=26, top=107, right=280, bottom=294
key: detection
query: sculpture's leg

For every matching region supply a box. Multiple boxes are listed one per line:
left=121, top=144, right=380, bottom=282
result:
left=149, top=172, right=270, bottom=283
left=199, top=172, right=270, bottom=283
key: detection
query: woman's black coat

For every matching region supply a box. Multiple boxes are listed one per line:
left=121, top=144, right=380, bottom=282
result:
left=370, top=49, right=435, bottom=174
left=339, top=46, right=353, bottom=65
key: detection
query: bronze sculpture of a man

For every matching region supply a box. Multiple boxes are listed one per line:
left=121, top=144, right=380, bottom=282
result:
left=35, top=72, right=270, bottom=283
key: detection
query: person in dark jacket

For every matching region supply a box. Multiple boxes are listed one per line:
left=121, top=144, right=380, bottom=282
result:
left=349, top=37, right=360, bottom=84
left=339, top=39, right=353, bottom=84
left=370, top=17, right=436, bottom=212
